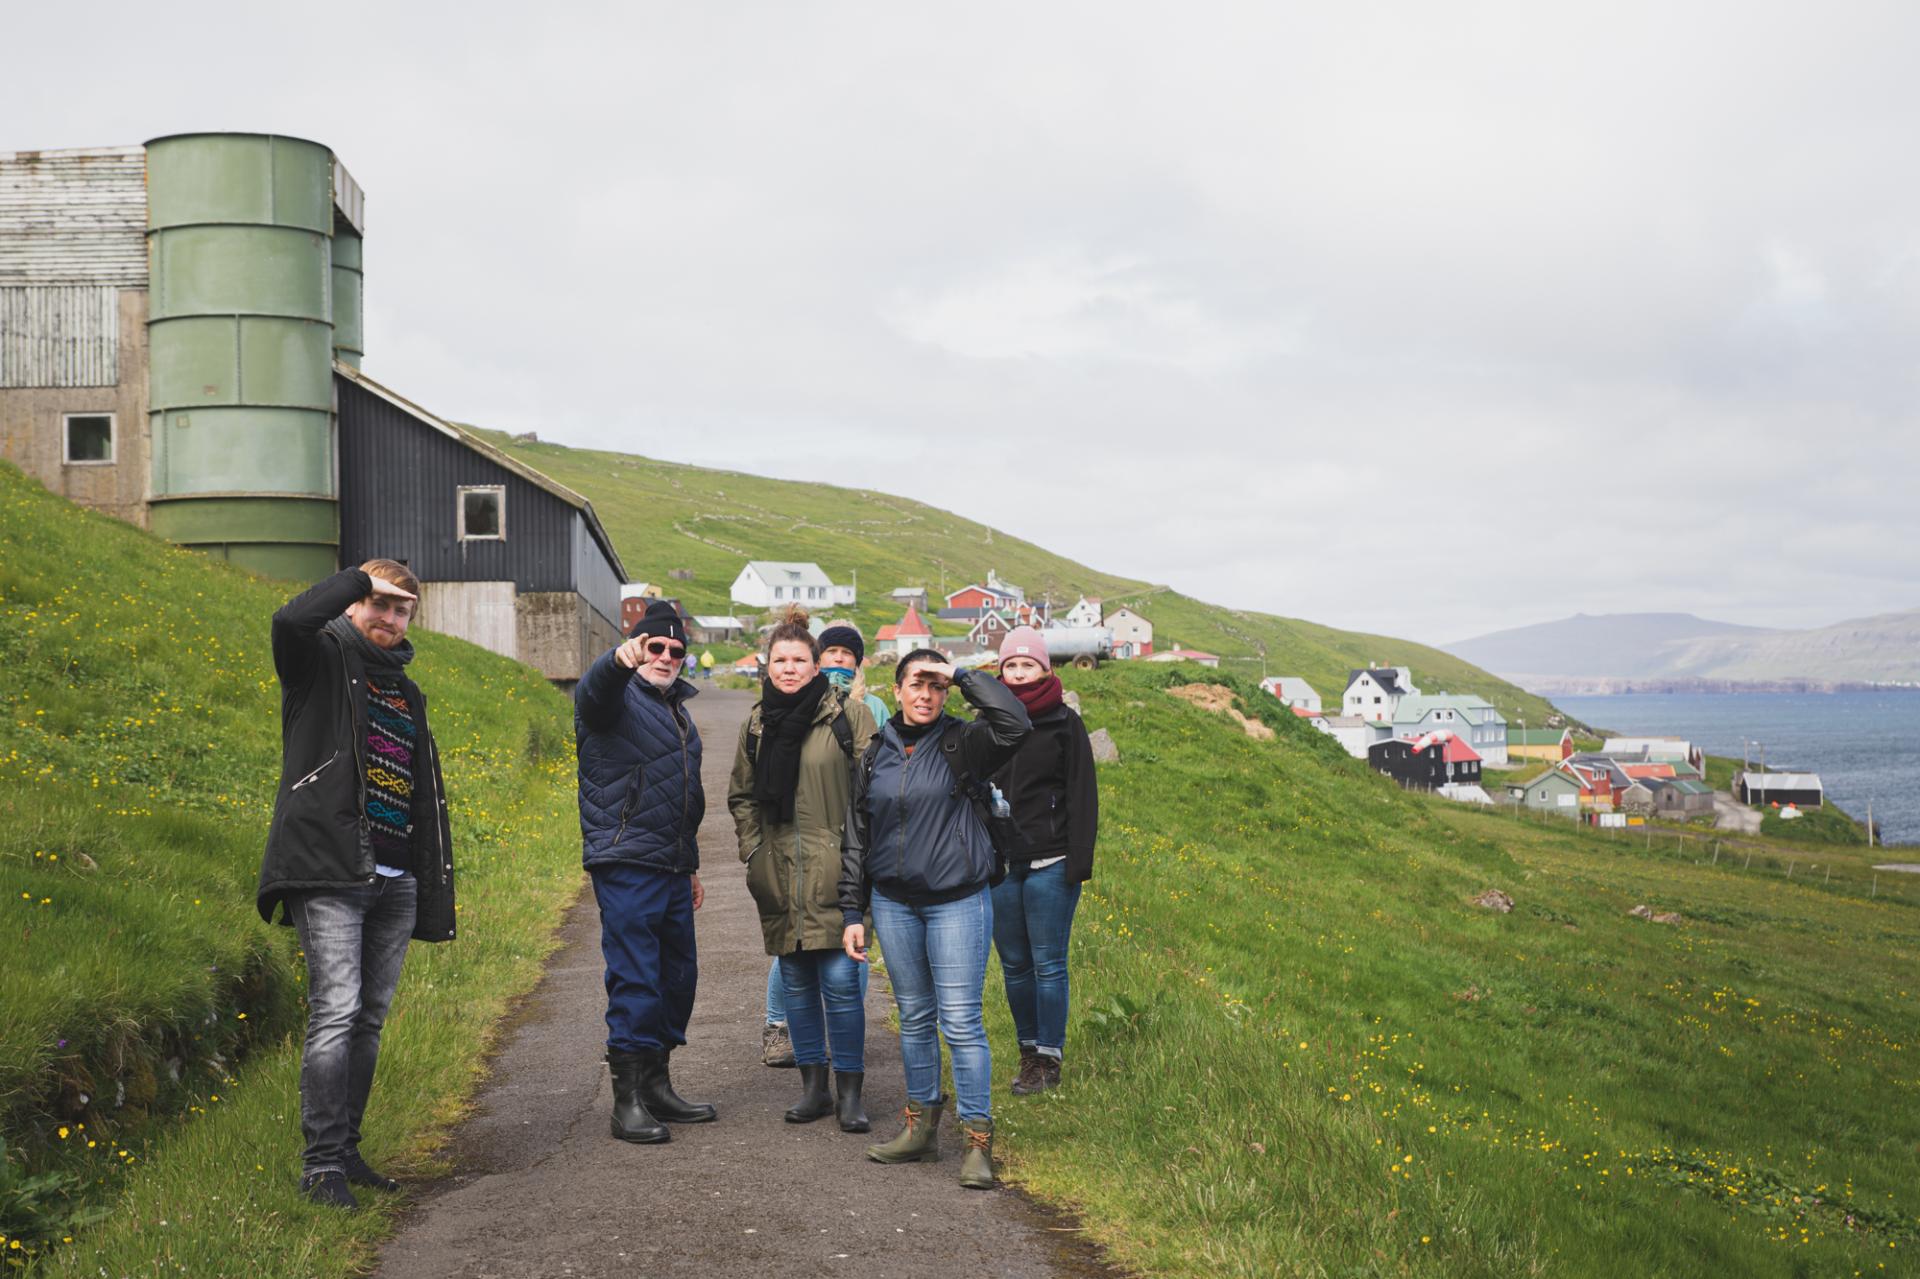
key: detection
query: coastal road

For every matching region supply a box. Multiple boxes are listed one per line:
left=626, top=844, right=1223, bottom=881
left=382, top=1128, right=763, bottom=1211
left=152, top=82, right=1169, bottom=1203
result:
left=376, top=686, right=1086, bottom=1279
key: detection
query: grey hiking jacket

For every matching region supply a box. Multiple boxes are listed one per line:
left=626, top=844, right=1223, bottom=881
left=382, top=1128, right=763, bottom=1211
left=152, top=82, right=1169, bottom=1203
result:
left=839, top=668, right=1030, bottom=921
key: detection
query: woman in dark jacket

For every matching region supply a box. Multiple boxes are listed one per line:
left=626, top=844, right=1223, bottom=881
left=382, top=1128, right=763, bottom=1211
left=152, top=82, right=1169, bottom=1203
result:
left=729, top=609, right=878, bottom=1131
left=990, top=628, right=1097, bottom=1095
left=840, top=649, right=1029, bottom=1189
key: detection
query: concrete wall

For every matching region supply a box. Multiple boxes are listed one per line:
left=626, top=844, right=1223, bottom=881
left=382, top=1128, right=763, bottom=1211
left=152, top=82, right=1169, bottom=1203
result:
left=0, top=288, right=149, bottom=526
left=417, top=580, right=517, bottom=660
left=415, top=581, right=620, bottom=685
left=518, top=589, right=620, bottom=684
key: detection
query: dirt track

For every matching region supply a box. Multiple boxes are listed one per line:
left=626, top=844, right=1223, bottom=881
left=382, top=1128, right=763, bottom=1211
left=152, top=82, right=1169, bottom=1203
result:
left=376, top=687, right=1091, bottom=1279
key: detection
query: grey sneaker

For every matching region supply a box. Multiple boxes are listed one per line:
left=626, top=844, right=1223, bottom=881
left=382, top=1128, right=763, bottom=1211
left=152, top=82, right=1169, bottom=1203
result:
left=762, top=1021, right=796, bottom=1068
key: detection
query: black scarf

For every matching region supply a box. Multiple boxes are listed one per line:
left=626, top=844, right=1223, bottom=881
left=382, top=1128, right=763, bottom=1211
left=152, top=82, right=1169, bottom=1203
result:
left=889, top=712, right=944, bottom=756
left=325, top=614, right=414, bottom=670
left=753, top=673, right=830, bottom=823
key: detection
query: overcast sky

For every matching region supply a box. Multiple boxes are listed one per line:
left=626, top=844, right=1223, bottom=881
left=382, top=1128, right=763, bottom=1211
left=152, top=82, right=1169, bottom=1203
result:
left=10, top=2, right=1918, bottom=643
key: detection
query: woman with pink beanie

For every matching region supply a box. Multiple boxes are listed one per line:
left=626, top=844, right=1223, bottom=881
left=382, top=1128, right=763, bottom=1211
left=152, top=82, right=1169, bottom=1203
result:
left=991, top=626, right=1099, bottom=1094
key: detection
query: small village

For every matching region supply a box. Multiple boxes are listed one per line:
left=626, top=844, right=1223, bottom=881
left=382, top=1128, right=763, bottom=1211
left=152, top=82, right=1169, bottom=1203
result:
left=611, top=560, right=1826, bottom=835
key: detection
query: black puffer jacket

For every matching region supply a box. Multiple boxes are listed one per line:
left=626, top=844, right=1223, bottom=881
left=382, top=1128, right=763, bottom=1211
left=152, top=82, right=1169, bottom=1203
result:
left=256, top=570, right=456, bottom=941
left=839, top=669, right=1029, bottom=920
left=991, top=701, right=1099, bottom=883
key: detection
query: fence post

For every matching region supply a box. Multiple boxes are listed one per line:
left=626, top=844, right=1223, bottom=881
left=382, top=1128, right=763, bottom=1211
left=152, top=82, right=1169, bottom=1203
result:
left=1744, top=850, right=1752, bottom=869
left=1871, top=872, right=1877, bottom=899
left=1824, top=864, right=1831, bottom=885
left=1787, top=860, right=1795, bottom=880
left=1712, top=841, right=1720, bottom=865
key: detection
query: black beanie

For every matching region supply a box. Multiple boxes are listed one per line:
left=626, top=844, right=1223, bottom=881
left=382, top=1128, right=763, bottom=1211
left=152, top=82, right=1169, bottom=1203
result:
left=816, top=624, right=865, bottom=664
left=628, top=599, right=688, bottom=644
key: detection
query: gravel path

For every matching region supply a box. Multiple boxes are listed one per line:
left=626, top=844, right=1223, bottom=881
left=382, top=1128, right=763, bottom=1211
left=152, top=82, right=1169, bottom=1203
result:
left=1712, top=792, right=1762, bottom=834
left=376, top=687, right=1092, bottom=1279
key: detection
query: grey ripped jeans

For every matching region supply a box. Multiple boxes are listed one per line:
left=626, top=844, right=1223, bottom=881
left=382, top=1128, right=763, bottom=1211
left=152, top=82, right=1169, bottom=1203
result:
left=288, top=874, right=417, bottom=1178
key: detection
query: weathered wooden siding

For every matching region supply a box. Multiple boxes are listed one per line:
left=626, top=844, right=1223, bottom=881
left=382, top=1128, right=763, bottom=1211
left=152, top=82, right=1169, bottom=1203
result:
left=0, top=285, right=121, bottom=387
left=0, top=148, right=148, bottom=287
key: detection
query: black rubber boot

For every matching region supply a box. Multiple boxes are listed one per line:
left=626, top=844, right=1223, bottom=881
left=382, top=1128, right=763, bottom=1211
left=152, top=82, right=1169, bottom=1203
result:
left=607, top=1050, right=669, bottom=1144
left=636, top=1048, right=717, bottom=1123
left=834, top=1071, right=869, bottom=1133
left=785, top=1064, right=835, bottom=1123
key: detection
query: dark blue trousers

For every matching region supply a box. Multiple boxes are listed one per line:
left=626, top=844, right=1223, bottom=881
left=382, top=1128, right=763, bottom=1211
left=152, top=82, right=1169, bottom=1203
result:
left=590, top=863, right=698, bottom=1053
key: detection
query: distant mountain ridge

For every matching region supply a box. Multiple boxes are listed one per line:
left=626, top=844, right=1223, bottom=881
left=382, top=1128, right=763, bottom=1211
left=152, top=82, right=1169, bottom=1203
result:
left=1446, top=609, right=1920, bottom=686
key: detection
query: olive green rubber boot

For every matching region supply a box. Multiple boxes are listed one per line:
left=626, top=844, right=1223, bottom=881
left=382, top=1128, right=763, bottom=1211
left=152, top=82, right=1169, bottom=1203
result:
left=866, top=1097, right=943, bottom=1163
left=958, top=1117, right=995, bottom=1189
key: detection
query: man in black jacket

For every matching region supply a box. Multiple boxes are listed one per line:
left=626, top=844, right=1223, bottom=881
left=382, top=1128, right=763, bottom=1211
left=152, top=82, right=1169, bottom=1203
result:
left=574, top=598, right=716, bottom=1144
left=256, top=561, right=456, bottom=1210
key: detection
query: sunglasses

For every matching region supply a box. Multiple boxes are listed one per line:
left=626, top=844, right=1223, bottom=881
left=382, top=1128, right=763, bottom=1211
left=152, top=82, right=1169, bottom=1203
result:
left=644, top=640, right=686, bottom=659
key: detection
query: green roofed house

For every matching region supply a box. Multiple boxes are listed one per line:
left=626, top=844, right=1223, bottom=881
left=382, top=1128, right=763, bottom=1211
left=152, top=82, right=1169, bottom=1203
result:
left=1509, top=727, right=1573, bottom=763
left=1508, top=767, right=1583, bottom=817
left=1392, top=694, right=1508, bottom=766
left=1648, top=777, right=1715, bottom=819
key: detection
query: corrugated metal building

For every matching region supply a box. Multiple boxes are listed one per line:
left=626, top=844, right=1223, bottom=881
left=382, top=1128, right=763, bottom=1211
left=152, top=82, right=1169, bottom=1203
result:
left=336, top=366, right=624, bottom=682
left=0, top=136, right=627, bottom=684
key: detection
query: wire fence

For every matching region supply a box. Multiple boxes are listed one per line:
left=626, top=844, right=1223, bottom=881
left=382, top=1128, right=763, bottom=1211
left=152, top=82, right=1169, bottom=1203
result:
left=1493, top=798, right=1915, bottom=906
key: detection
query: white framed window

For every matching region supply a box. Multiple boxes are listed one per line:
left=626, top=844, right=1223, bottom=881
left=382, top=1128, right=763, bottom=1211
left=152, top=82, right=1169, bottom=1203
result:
left=458, top=485, right=506, bottom=541
left=774, top=586, right=785, bottom=600
left=63, top=414, right=115, bottom=465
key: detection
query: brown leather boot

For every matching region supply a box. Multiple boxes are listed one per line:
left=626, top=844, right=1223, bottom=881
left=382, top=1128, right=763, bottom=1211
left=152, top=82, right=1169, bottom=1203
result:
left=1009, top=1051, right=1049, bottom=1095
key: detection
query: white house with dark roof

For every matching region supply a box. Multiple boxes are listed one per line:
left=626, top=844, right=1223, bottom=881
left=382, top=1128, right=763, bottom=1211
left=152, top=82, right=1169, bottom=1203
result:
left=1392, top=694, right=1508, bottom=766
left=1344, top=667, right=1420, bottom=724
left=730, top=561, right=856, bottom=609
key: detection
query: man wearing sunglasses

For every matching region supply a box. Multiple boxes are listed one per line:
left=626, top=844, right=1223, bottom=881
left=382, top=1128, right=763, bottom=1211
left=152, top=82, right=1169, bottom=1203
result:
left=575, top=598, right=716, bottom=1143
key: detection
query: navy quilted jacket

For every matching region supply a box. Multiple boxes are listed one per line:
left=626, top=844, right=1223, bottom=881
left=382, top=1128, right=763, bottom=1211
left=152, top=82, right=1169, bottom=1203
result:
left=574, top=648, right=704, bottom=874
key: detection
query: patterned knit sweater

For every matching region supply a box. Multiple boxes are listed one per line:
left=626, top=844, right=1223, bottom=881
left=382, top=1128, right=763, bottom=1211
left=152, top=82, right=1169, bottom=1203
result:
left=365, top=675, right=416, bottom=873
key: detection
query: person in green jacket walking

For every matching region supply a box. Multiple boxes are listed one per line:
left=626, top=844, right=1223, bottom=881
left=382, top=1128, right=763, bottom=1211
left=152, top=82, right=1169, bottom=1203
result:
left=729, top=608, right=879, bottom=1131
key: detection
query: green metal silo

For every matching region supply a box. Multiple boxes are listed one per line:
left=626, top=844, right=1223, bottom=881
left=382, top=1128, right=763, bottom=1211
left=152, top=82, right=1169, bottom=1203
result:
left=145, top=133, right=339, bottom=581
left=331, top=226, right=364, bottom=368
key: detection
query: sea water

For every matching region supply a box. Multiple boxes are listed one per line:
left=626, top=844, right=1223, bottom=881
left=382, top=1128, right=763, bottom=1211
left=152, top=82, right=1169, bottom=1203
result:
left=1553, top=692, right=1918, bottom=846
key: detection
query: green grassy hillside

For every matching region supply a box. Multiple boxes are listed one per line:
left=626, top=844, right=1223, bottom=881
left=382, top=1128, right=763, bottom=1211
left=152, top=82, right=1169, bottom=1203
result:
left=476, top=431, right=1568, bottom=728
left=0, top=463, right=584, bottom=1274
left=985, top=663, right=1918, bottom=1276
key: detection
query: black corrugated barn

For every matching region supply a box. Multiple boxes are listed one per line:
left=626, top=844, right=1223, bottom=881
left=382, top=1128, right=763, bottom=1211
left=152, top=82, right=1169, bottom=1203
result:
left=335, top=364, right=626, bottom=684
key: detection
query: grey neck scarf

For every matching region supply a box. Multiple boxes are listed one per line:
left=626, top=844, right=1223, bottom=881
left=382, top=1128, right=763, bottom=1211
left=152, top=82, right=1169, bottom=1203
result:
left=325, top=613, right=415, bottom=671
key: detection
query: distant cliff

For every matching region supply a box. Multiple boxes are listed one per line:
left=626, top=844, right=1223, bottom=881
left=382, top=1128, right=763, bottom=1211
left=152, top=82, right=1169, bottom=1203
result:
left=1445, top=609, right=1920, bottom=687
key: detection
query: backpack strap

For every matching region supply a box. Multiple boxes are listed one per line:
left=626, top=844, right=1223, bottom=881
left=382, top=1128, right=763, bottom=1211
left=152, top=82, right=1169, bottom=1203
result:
left=829, top=706, right=856, bottom=759
left=745, top=699, right=856, bottom=765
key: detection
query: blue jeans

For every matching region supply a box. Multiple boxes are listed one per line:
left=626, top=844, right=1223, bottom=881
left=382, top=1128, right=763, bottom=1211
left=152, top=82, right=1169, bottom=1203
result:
left=288, top=874, right=417, bottom=1178
left=590, top=864, right=698, bottom=1053
left=992, top=861, right=1082, bottom=1058
left=769, top=954, right=868, bottom=1025
left=871, top=886, right=994, bottom=1122
left=778, top=949, right=866, bottom=1071
left=766, top=957, right=786, bottom=1024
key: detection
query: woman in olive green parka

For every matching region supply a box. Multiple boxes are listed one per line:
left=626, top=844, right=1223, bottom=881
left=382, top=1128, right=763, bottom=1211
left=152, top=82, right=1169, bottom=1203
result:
left=728, top=608, right=877, bottom=1131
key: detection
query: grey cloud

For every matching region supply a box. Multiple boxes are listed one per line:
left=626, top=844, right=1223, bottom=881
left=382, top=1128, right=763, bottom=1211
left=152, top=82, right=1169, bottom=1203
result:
left=7, top=0, right=1918, bottom=642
